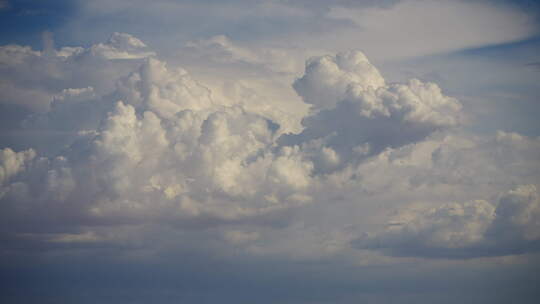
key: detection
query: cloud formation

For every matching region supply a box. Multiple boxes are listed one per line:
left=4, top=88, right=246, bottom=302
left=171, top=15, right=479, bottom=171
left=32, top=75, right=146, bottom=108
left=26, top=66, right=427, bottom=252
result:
left=283, top=51, right=462, bottom=172
left=0, top=34, right=539, bottom=270
left=355, top=185, right=540, bottom=258
left=0, top=32, right=153, bottom=112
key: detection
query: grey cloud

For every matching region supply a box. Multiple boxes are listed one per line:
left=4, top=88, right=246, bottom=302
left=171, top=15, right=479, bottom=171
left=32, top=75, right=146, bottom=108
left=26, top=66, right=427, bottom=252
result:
left=355, top=185, right=540, bottom=258
left=525, top=62, right=540, bottom=69
left=0, top=32, right=153, bottom=112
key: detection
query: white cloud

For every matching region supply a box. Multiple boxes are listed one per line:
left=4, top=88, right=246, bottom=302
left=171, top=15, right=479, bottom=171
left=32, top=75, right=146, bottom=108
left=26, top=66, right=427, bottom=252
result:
left=283, top=51, right=462, bottom=173
left=293, top=50, right=386, bottom=110
left=0, top=33, right=539, bottom=266
left=88, top=32, right=156, bottom=59
left=295, top=54, right=461, bottom=126
left=175, top=35, right=311, bottom=135
left=115, top=57, right=214, bottom=118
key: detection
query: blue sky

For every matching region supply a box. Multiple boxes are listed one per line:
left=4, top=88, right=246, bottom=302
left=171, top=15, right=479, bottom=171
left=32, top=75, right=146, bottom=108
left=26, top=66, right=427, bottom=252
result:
left=1, top=1, right=540, bottom=303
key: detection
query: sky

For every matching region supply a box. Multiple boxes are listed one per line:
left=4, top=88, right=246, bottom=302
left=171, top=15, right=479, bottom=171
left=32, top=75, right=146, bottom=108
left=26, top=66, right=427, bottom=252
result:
left=1, top=0, right=540, bottom=303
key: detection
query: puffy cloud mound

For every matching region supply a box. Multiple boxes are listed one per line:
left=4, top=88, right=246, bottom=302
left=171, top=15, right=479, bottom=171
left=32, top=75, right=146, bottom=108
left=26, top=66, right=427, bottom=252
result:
left=282, top=51, right=462, bottom=172
left=293, top=51, right=386, bottom=110
left=0, top=41, right=315, bottom=224
left=0, top=34, right=539, bottom=263
left=355, top=185, right=540, bottom=258
left=114, top=57, right=214, bottom=117
left=4, top=48, right=465, bottom=226
left=88, top=99, right=312, bottom=221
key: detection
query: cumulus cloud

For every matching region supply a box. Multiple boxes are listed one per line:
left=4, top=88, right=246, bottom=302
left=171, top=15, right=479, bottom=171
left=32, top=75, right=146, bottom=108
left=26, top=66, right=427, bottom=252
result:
left=0, top=32, right=154, bottom=112
left=175, top=35, right=311, bottom=135
left=341, top=131, right=540, bottom=209
left=282, top=51, right=462, bottom=172
left=87, top=99, right=311, bottom=221
left=355, top=185, right=540, bottom=258
left=0, top=36, right=313, bottom=227
left=0, top=33, right=539, bottom=266
left=293, top=51, right=386, bottom=110
left=114, top=57, right=214, bottom=118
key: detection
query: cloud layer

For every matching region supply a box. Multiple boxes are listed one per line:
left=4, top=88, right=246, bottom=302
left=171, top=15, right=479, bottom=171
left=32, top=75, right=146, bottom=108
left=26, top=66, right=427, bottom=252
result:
left=0, top=30, right=539, bottom=303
